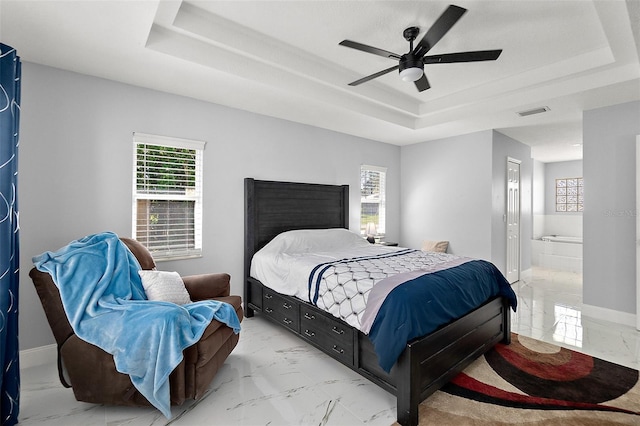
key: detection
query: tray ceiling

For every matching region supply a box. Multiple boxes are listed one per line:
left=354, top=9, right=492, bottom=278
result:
left=1, top=0, right=639, bottom=162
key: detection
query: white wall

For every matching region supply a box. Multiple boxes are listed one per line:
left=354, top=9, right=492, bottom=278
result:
left=532, top=160, right=583, bottom=240
left=18, top=63, right=401, bottom=350
left=400, top=131, right=494, bottom=260
left=531, top=159, right=584, bottom=272
left=583, top=100, right=640, bottom=315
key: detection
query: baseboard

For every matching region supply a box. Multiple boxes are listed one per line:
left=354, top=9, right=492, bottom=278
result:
left=582, top=303, right=637, bottom=328
left=20, top=344, right=56, bottom=370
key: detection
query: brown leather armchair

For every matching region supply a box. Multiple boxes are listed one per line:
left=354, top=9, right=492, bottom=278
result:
left=29, top=237, right=243, bottom=408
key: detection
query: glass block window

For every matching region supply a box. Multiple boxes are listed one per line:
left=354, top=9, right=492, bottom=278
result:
left=133, top=133, right=205, bottom=260
left=556, top=177, right=583, bottom=212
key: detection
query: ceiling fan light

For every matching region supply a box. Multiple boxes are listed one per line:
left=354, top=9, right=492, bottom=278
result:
left=399, top=67, right=423, bottom=82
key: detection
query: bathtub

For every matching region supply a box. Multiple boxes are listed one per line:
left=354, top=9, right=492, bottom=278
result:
left=540, top=235, right=583, bottom=244
left=532, top=236, right=583, bottom=273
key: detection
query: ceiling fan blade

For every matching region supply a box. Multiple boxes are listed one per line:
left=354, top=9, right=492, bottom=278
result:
left=413, top=5, right=467, bottom=58
left=414, top=74, right=430, bottom=92
left=348, top=65, right=400, bottom=86
left=339, top=40, right=402, bottom=60
left=423, top=49, right=502, bottom=64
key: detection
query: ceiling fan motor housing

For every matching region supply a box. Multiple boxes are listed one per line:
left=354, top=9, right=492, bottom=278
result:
left=399, top=53, right=424, bottom=74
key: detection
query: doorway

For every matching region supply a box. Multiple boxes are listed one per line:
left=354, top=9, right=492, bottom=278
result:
left=506, top=158, right=521, bottom=283
left=636, top=135, right=640, bottom=331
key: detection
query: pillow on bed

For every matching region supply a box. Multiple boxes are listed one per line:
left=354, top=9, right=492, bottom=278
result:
left=139, top=270, right=192, bottom=305
left=250, top=228, right=374, bottom=302
left=264, top=228, right=371, bottom=255
left=422, top=240, right=449, bottom=253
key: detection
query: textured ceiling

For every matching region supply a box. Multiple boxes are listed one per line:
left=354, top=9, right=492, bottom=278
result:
left=1, top=0, right=639, bottom=162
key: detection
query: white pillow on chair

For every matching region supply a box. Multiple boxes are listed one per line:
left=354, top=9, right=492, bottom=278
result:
left=138, top=270, right=192, bottom=305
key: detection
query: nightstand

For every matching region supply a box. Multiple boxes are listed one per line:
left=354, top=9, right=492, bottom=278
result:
left=377, top=241, right=398, bottom=246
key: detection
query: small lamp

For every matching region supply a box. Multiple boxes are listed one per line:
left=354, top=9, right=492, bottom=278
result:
left=365, top=222, right=377, bottom=244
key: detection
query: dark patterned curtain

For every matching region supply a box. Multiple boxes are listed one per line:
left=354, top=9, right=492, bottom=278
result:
left=0, top=43, right=21, bottom=426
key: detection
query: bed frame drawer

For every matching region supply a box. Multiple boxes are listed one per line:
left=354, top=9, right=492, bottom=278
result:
left=263, top=289, right=300, bottom=333
left=300, top=306, right=354, bottom=365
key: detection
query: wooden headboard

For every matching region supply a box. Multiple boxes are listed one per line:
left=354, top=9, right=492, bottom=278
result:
left=244, top=178, right=349, bottom=285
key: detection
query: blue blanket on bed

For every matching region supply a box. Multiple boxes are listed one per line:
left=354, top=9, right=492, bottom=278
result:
left=32, top=232, right=241, bottom=418
left=368, top=259, right=517, bottom=372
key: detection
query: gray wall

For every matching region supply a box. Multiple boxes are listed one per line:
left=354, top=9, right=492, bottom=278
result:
left=583, top=100, right=640, bottom=314
left=399, top=131, right=494, bottom=260
left=544, top=160, right=583, bottom=216
left=19, top=62, right=401, bottom=350
left=532, top=160, right=545, bottom=238
left=533, top=160, right=545, bottom=215
left=399, top=130, right=533, bottom=275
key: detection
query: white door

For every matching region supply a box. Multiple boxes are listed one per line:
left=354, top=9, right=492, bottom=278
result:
left=636, top=136, right=640, bottom=331
left=506, top=159, right=521, bottom=283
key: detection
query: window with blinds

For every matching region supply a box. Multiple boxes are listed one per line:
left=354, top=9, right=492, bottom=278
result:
left=360, top=165, right=386, bottom=236
left=133, top=133, right=205, bottom=260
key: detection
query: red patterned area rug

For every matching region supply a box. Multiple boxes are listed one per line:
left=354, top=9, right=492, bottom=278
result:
left=405, top=333, right=640, bottom=425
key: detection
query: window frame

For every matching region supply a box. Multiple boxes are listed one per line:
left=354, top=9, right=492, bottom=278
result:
left=360, top=164, right=387, bottom=237
left=132, top=132, right=206, bottom=261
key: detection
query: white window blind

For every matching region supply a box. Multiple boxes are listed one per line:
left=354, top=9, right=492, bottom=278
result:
left=133, top=133, right=205, bottom=260
left=360, top=165, right=387, bottom=236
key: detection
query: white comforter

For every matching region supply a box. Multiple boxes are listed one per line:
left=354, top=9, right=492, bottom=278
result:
left=250, top=228, right=402, bottom=302
left=250, top=228, right=463, bottom=332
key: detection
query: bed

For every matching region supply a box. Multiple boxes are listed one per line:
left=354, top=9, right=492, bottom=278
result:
left=244, top=178, right=516, bottom=426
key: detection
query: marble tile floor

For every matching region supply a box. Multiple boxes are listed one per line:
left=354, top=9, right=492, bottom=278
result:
left=511, top=267, right=640, bottom=371
left=18, top=267, right=640, bottom=425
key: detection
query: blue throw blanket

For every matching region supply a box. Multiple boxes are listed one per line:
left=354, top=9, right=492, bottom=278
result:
left=33, top=232, right=241, bottom=418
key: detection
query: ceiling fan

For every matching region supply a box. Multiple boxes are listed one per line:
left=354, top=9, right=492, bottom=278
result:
left=339, top=4, right=502, bottom=92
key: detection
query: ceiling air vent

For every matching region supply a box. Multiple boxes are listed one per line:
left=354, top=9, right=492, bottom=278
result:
left=517, top=106, right=550, bottom=117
